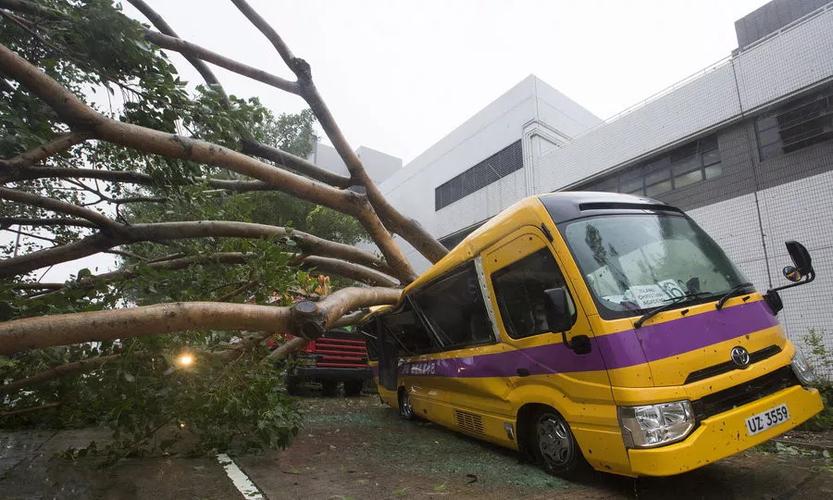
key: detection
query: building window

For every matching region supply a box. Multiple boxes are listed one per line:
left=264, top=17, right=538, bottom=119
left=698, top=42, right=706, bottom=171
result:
left=435, top=140, right=523, bottom=210
left=755, top=83, right=833, bottom=161
left=578, top=134, right=721, bottom=197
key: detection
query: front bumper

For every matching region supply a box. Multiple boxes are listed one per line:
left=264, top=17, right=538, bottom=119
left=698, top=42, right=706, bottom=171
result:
left=628, top=384, right=823, bottom=476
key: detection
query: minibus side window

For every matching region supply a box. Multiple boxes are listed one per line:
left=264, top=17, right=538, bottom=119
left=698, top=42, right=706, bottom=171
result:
left=380, top=301, right=436, bottom=355
left=411, top=262, right=494, bottom=351
left=361, top=321, right=379, bottom=361
left=491, top=248, right=576, bottom=339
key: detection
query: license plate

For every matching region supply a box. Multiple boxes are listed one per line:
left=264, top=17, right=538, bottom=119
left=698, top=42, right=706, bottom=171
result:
left=745, top=403, right=789, bottom=436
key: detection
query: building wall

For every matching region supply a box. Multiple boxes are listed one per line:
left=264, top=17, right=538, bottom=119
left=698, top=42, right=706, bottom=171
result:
left=536, top=4, right=833, bottom=194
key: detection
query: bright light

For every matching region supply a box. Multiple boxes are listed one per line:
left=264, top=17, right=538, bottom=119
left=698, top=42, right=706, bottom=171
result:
left=175, top=352, right=195, bottom=368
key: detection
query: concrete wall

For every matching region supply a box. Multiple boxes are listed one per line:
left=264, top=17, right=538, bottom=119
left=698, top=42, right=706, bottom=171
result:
left=536, top=5, right=833, bottom=194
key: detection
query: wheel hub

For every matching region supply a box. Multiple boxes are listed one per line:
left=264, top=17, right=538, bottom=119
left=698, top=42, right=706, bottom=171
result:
left=537, top=415, right=572, bottom=466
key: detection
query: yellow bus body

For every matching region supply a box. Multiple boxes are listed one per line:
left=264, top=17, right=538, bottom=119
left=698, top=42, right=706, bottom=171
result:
left=366, top=193, right=823, bottom=477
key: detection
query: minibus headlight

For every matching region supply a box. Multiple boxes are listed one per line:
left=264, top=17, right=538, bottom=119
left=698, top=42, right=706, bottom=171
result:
left=618, top=400, right=694, bottom=448
left=791, top=351, right=816, bottom=385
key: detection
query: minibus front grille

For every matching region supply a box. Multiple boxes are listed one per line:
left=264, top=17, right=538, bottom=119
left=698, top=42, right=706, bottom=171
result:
left=691, top=365, right=800, bottom=421
left=455, top=410, right=485, bottom=436
left=685, top=345, right=782, bottom=384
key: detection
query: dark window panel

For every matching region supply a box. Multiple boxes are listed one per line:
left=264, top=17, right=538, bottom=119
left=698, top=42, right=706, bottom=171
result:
left=412, top=263, right=494, bottom=350
left=492, top=248, right=572, bottom=339
left=434, top=140, right=523, bottom=210
left=704, top=163, right=723, bottom=179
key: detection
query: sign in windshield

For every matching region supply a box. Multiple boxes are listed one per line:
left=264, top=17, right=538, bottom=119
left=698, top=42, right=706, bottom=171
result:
left=561, top=213, right=749, bottom=319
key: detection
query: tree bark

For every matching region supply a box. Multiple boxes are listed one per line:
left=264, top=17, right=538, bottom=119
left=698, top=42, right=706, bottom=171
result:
left=0, top=402, right=61, bottom=418
left=0, top=287, right=400, bottom=355
left=300, top=255, right=399, bottom=288
left=0, top=354, right=121, bottom=394
left=0, top=131, right=90, bottom=170
left=0, top=218, right=392, bottom=279
left=0, top=41, right=415, bottom=282
left=229, top=0, right=448, bottom=265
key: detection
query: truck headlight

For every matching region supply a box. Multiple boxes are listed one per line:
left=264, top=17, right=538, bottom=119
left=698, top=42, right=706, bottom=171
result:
left=618, top=400, right=694, bottom=448
left=791, top=351, right=816, bottom=385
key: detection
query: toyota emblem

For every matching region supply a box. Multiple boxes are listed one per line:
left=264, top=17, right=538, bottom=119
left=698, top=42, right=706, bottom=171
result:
left=731, top=346, right=751, bottom=368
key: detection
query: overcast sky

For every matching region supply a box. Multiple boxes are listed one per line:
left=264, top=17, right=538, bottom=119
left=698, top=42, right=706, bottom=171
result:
left=24, top=0, right=773, bottom=282
left=124, top=0, right=770, bottom=163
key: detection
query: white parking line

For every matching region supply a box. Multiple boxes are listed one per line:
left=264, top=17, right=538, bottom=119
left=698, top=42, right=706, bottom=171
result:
left=216, top=453, right=265, bottom=500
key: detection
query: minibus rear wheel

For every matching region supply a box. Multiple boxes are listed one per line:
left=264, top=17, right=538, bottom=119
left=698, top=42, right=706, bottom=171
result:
left=530, top=408, right=586, bottom=478
left=398, top=388, right=416, bottom=420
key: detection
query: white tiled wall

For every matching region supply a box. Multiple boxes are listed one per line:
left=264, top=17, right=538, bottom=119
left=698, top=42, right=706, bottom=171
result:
left=535, top=6, right=833, bottom=192
left=688, top=170, right=833, bottom=378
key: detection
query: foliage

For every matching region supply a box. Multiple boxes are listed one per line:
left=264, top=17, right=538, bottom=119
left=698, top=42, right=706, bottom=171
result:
left=799, top=329, right=833, bottom=431
left=0, top=0, right=362, bottom=459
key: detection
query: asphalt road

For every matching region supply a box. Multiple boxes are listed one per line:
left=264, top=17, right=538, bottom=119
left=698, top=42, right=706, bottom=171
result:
left=1, top=395, right=831, bottom=499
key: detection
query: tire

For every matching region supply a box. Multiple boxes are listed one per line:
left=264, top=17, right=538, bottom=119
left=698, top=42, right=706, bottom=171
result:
left=285, top=375, right=302, bottom=396
left=398, top=388, right=416, bottom=420
left=344, top=380, right=363, bottom=397
left=321, top=380, right=338, bottom=397
left=529, top=408, right=587, bottom=479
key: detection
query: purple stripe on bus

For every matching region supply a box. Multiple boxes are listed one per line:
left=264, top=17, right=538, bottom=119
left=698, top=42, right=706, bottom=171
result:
left=398, top=300, right=778, bottom=378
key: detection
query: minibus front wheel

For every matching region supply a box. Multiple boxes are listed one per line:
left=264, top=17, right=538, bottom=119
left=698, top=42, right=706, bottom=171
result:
left=530, top=408, right=586, bottom=479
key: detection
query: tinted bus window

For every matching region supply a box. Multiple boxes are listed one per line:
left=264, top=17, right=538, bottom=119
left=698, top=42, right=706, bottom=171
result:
left=380, top=301, right=436, bottom=355
left=412, top=262, right=494, bottom=350
left=492, top=248, right=573, bottom=339
left=361, top=320, right=380, bottom=361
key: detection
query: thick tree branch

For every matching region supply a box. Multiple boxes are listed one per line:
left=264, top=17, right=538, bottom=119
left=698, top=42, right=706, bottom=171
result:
left=0, top=402, right=61, bottom=418
left=239, top=139, right=351, bottom=188
left=0, top=41, right=414, bottom=281
left=132, top=10, right=348, bottom=188
left=144, top=30, right=299, bottom=94
left=0, top=131, right=90, bottom=171
left=0, top=186, right=120, bottom=232
left=124, top=0, right=223, bottom=89
left=300, top=255, right=398, bottom=288
left=0, top=0, right=60, bottom=19
left=0, top=354, right=121, bottom=394
left=229, top=0, right=447, bottom=264
left=1, top=164, right=286, bottom=193
left=0, top=286, right=400, bottom=354
left=0, top=216, right=97, bottom=228
left=0, top=220, right=392, bottom=279
left=266, top=336, right=307, bottom=361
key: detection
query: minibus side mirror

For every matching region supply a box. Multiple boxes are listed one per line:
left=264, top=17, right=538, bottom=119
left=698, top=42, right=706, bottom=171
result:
left=786, top=240, right=813, bottom=277
left=544, top=287, right=591, bottom=355
left=764, top=240, right=816, bottom=315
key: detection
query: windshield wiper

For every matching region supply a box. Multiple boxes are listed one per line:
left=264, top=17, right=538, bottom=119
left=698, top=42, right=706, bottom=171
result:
left=634, top=292, right=714, bottom=329
left=715, top=282, right=754, bottom=310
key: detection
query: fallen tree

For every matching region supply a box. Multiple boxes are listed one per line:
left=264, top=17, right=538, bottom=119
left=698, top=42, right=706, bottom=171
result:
left=0, top=0, right=440, bottom=456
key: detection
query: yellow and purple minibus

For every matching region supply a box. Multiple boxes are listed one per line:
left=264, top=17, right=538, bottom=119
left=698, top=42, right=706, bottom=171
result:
left=362, top=192, right=823, bottom=478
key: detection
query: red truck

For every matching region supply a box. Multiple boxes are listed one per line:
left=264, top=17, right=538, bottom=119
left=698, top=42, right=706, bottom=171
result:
left=280, top=328, right=371, bottom=396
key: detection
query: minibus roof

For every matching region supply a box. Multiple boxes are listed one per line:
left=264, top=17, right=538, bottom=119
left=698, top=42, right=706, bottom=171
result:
left=537, top=191, right=681, bottom=223
left=365, top=191, right=681, bottom=318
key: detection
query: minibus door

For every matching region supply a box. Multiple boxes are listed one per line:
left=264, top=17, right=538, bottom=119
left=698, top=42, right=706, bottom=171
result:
left=481, top=226, right=620, bottom=455
left=378, top=327, right=400, bottom=392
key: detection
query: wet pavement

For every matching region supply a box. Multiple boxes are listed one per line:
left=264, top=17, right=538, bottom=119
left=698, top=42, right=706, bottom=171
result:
left=1, top=396, right=832, bottom=499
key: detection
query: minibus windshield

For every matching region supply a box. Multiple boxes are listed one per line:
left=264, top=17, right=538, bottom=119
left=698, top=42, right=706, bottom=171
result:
left=562, top=213, right=750, bottom=319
